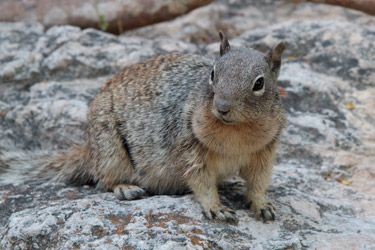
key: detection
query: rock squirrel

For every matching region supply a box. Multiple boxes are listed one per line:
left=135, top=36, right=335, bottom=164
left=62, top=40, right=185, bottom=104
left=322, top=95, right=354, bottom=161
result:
left=0, top=31, right=286, bottom=222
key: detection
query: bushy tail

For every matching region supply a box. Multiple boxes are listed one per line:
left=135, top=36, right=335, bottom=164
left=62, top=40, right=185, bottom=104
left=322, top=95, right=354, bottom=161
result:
left=0, top=141, right=94, bottom=186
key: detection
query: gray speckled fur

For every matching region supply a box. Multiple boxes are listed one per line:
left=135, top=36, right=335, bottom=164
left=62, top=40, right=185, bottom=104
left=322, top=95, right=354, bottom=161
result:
left=116, top=55, right=213, bottom=194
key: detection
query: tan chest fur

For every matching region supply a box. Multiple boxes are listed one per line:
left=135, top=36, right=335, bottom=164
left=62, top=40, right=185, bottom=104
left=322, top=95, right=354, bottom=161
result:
left=193, top=106, right=279, bottom=155
left=192, top=105, right=279, bottom=181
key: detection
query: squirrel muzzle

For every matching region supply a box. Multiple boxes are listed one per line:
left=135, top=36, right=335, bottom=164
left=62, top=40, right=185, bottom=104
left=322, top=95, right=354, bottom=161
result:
left=213, top=97, right=236, bottom=125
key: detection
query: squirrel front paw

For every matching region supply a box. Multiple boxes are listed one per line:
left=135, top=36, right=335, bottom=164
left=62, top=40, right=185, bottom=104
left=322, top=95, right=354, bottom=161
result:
left=202, top=203, right=237, bottom=222
left=113, top=184, right=145, bottom=200
left=248, top=200, right=276, bottom=222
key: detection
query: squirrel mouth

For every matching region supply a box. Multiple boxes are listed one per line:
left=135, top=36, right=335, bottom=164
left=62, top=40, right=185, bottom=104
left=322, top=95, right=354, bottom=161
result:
left=220, top=117, right=236, bottom=125
left=212, top=110, right=236, bottom=125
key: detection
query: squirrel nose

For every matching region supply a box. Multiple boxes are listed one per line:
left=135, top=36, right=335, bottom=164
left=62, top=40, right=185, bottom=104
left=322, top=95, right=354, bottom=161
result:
left=215, top=100, right=231, bottom=116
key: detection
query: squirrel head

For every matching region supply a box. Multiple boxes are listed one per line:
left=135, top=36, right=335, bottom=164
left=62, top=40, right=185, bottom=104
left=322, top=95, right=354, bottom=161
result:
left=209, top=31, right=285, bottom=125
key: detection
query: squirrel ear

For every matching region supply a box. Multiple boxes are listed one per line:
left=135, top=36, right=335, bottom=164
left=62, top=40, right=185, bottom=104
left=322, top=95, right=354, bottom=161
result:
left=266, top=41, right=285, bottom=80
left=219, top=30, right=231, bottom=56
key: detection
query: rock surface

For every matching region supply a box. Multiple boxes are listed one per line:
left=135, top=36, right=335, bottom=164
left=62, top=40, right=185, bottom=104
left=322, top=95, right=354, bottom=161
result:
left=0, top=0, right=215, bottom=34
left=1, top=0, right=375, bottom=249
left=125, top=0, right=375, bottom=43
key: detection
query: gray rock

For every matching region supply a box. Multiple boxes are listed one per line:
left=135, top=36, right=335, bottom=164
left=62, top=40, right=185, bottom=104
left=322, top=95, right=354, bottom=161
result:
left=0, top=23, right=44, bottom=86
left=0, top=0, right=215, bottom=34
left=125, top=0, right=375, bottom=43
left=1, top=1, right=375, bottom=249
left=0, top=23, right=199, bottom=87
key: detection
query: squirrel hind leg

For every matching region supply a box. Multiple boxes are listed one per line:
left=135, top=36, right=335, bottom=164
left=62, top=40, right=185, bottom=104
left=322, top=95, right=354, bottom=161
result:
left=113, top=184, right=145, bottom=200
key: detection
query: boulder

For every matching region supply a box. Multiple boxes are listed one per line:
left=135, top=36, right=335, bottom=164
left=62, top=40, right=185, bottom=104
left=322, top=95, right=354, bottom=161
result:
left=0, top=0, right=215, bottom=34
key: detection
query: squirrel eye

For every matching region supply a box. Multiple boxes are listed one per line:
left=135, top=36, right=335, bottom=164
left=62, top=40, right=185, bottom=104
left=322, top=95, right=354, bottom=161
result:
left=210, top=69, right=215, bottom=82
left=253, top=77, right=264, bottom=91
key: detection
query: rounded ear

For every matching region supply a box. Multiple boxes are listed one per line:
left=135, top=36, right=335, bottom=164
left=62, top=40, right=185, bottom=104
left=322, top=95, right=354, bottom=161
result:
left=266, top=41, right=285, bottom=80
left=218, top=30, right=231, bottom=56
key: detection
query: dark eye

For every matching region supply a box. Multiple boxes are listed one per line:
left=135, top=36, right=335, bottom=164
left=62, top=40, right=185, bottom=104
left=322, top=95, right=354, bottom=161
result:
left=211, top=69, right=215, bottom=82
left=253, top=77, right=264, bottom=91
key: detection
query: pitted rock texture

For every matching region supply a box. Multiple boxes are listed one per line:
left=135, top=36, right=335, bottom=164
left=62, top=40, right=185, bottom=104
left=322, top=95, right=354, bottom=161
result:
left=0, top=23, right=199, bottom=87
left=126, top=0, right=375, bottom=43
left=1, top=0, right=375, bottom=249
left=0, top=0, right=215, bottom=34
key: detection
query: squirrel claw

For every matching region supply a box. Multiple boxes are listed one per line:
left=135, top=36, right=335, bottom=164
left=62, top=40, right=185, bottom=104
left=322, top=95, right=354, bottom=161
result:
left=203, top=205, right=237, bottom=222
left=255, top=202, right=276, bottom=222
left=113, top=184, right=145, bottom=200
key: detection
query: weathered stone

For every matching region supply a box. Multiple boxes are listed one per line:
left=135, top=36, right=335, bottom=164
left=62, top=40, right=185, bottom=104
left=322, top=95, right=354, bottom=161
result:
left=1, top=0, right=375, bottom=249
left=0, top=22, right=199, bottom=87
left=126, top=0, right=375, bottom=43
left=307, top=0, right=375, bottom=16
left=0, top=0, right=215, bottom=34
